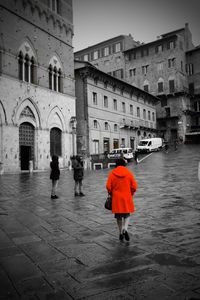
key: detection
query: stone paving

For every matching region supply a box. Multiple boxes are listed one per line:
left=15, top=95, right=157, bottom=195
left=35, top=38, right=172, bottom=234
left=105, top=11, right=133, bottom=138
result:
left=0, top=144, right=200, bottom=300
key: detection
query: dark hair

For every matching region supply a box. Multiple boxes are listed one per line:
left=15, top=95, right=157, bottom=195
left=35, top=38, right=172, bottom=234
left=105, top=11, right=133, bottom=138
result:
left=52, top=155, right=58, bottom=162
left=115, top=158, right=126, bottom=167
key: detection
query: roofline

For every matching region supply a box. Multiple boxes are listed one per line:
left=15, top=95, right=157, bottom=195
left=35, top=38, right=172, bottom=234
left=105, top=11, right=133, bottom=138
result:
left=74, top=35, right=132, bottom=54
left=123, top=34, right=178, bottom=53
left=186, top=45, right=200, bottom=53
left=74, top=61, right=159, bottom=102
left=161, top=27, right=185, bottom=38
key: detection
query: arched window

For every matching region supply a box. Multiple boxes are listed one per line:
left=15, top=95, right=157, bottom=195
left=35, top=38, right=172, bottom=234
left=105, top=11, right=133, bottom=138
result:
left=93, top=120, right=97, bottom=128
left=18, top=42, right=37, bottom=84
left=158, top=78, right=164, bottom=93
left=18, top=51, right=23, bottom=80
left=48, top=57, right=63, bottom=92
left=114, top=124, right=118, bottom=132
left=24, top=54, right=29, bottom=82
left=50, top=127, right=62, bottom=157
left=49, top=65, right=53, bottom=90
left=30, top=57, right=36, bottom=84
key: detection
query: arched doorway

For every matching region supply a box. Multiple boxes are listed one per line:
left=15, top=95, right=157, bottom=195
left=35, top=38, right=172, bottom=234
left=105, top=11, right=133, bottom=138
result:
left=19, top=122, right=35, bottom=170
left=50, top=127, right=62, bottom=157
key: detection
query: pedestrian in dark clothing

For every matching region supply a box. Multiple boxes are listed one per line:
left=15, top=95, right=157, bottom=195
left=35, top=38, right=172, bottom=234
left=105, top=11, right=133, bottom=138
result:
left=73, top=155, right=85, bottom=197
left=50, top=155, right=60, bottom=199
left=164, top=142, right=169, bottom=153
left=134, top=150, right=138, bottom=164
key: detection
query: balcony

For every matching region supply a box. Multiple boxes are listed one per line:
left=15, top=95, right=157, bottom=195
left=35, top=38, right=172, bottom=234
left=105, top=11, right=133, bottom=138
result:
left=119, top=119, right=139, bottom=129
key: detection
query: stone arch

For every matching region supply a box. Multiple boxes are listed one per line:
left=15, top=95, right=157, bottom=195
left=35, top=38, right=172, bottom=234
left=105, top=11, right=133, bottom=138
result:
left=13, top=98, right=41, bottom=128
left=49, top=55, right=63, bottom=71
left=0, top=100, right=7, bottom=125
left=47, top=106, right=66, bottom=132
left=18, top=39, right=37, bottom=62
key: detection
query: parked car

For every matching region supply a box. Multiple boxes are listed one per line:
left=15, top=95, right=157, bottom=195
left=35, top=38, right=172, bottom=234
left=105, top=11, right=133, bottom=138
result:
left=137, top=138, right=163, bottom=153
left=107, top=148, right=134, bottom=161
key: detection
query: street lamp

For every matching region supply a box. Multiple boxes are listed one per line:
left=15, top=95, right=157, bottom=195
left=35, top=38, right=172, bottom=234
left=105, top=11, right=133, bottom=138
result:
left=70, top=116, right=77, bottom=156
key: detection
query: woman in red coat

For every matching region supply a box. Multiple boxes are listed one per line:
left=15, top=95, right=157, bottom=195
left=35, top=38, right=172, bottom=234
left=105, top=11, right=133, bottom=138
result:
left=106, top=158, right=137, bottom=241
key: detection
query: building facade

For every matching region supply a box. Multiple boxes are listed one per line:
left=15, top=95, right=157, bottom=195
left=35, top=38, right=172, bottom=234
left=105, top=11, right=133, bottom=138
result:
left=185, top=46, right=200, bottom=143
left=0, top=0, right=75, bottom=173
left=75, top=23, right=200, bottom=143
left=74, top=35, right=139, bottom=81
left=124, top=23, right=195, bottom=142
left=75, top=61, right=158, bottom=161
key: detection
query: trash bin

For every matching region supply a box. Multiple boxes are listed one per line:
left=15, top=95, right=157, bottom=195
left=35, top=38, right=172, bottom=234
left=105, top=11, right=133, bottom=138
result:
left=29, top=160, right=33, bottom=173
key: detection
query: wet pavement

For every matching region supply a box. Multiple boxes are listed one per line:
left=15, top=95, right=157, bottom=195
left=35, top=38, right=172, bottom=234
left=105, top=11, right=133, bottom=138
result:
left=0, top=144, right=200, bottom=300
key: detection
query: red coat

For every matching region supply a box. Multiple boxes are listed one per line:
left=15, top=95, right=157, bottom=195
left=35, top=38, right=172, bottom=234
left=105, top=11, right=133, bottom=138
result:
left=106, top=166, right=137, bottom=213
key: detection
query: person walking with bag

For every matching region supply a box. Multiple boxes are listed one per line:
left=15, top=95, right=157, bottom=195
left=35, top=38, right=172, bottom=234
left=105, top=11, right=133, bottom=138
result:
left=50, top=155, right=60, bottom=199
left=106, top=158, right=137, bottom=241
left=73, top=155, right=85, bottom=197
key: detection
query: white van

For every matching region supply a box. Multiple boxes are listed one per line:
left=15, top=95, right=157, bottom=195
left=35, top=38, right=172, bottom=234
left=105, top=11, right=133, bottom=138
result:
left=107, top=148, right=134, bottom=161
left=137, top=138, right=163, bottom=153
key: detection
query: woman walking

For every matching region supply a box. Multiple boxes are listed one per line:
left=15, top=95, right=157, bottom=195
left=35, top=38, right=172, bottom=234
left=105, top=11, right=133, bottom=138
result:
left=106, top=158, right=137, bottom=241
left=50, top=155, right=60, bottom=199
left=73, top=155, right=85, bottom=197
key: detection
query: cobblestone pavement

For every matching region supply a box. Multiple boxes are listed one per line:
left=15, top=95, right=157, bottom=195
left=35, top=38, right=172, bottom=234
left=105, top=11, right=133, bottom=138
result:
left=0, top=144, right=200, bottom=300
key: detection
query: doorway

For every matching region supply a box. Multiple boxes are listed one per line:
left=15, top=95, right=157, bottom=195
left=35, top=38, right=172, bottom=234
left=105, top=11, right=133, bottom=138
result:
left=19, top=122, right=35, bottom=170
left=20, top=146, right=31, bottom=170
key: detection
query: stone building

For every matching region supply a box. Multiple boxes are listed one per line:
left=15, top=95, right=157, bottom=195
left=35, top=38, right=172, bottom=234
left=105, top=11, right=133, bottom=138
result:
left=74, top=23, right=200, bottom=143
left=124, top=23, right=195, bottom=142
left=0, top=0, right=75, bottom=174
left=185, top=46, right=200, bottom=143
left=75, top=61, right=158, bottom=160
left=74, top=35, right=139, bottom=81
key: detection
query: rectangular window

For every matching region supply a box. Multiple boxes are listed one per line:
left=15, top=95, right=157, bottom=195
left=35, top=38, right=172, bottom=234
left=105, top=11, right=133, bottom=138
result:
left=113, top=99, right=117, bottom=110
left=142, top=65, right=149, bottom=75
left=169, top=80, right=175, bottom=93
left=129, top=68, right=136, bottom=77
left=104, top=47, right=109, bottom=56
left=104, top=95, right=108, bottom=108
left=157, top=62, right=163, bottom=71
left=93, top=50, right=98, bottom=60
left=137, top=107, right=140, bottom=117
left=93, top=140, right=99, bottom=154
left=165, top=107, right=170, bottom=117
left=122, top=102, right=126, bottom=113
left=83, top=54, right=89, bottom=61
left=189, top=83, right=194, bottom=94
left=130, top=104, right=133, bottom=115
left=93, top=92, right=97, bottom=105
left=115, top=42, right=121, bottom=52
left=156, top=44, right=163, bottom=53
left=144, top=85, right=149, bottom=92
left=143, top=109, right=146, bottom=119
left=114, top=69, right=124, bottom=79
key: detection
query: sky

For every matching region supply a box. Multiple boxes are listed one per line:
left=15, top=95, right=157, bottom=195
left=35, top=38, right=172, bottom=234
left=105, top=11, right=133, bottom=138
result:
left=72, top=0, right=200, bottom=52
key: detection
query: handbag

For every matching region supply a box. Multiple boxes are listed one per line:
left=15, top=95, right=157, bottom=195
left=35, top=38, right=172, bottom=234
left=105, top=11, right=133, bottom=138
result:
left=105, top=194, right=112, bottom=210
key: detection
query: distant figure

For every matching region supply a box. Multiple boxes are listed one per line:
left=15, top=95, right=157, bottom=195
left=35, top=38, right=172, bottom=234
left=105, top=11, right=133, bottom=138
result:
left=134, top=150, right=138, bottom=164
left=174, top=139, right=178, bottom=151
left=106, top=158, right=138, bottom=242
left=164, top=142, right=169, bottom=153
left=73, top=155, right=85, bottom=197
left=50, top=155, right=60, bottom=199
